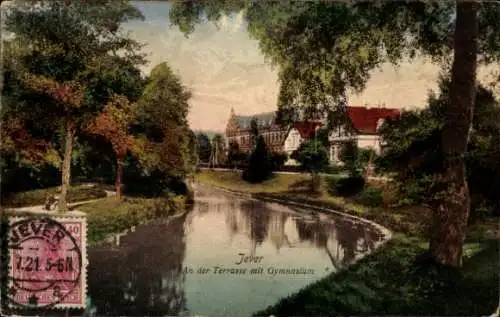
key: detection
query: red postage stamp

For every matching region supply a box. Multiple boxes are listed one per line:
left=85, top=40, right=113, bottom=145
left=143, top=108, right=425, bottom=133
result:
left=7, top=216, right=87, bottom=309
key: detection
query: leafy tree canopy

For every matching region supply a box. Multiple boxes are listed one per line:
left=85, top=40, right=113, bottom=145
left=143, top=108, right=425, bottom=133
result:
left=376, top=78, right=500, bottom=217
left=196, top=133, right=212, bottom=163
left=170, top=1, right=500, bottom=124
left=291, top=139, right=329, bottom=174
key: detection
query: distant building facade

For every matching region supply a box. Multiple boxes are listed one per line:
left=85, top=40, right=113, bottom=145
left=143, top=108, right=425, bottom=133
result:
left=225, top=106, right=401, bottom=165
left=328, top=106, right=401, bottom=164
left=225, top=108, right=287, bottom=153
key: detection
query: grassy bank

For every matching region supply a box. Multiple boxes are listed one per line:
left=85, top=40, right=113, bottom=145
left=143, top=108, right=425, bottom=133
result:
left=77, top=195, right=187, bottom=245
left=1, top=184, right=109, bottom=207
left=255, top=235, right=498, bottom=316
left=197, top=170, right=366, bottom=214
left=196, top=170, right=499, bottom=316
left=0, top=183, right=189, bottom=246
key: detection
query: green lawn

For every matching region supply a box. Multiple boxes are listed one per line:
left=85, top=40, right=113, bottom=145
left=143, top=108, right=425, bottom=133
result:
left=77, top=195, right=188, bottom=245
left=196, top=170, right=499, bottom=316
left=196, top=170, right=312, bottom=194
left=196, top=170, right=366, bottom=214
left=254, top=235, right=498, bottom=316
left=1, top=184, right=108, bottom=207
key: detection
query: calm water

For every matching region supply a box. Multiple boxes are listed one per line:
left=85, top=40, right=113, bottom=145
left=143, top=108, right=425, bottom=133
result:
left=88, top=185, right=388, bottom=317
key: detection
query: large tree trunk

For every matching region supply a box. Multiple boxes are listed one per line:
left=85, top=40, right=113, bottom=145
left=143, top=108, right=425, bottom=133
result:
left=115, top=157, right=124, bottom=200
left=429, top=1, right=479, bottom=268
left=58, top=120, right=76, bottom=213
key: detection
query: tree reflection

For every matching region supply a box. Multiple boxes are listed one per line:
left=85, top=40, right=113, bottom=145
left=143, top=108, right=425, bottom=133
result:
left=88, top=212, right=190, bottom=316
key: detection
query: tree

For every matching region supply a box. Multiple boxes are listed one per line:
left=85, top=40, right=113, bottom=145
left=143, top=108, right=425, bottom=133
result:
left=196, top=133, right=212, bottom=163
left=85, top=94, right=135, bottom=200
left=430, top=2, right=479, bottom=267
left=242, top=136, right=272, bottom=183
left=227, top=141, right=246, bottom=167
left=339, top=140, right=361, bottom=177
left=269, top=152, right=288, bottom=171
left=377, top=79, right=500, bottom=220
left=210, top=134, right=226, bottom=167
left=169, top=0, right=500, bottom=267
left=291, top=139, right=329, bottom=192
left=131, top=62, right=194, bottom=193
left=4, top=1, right=145, bottom=212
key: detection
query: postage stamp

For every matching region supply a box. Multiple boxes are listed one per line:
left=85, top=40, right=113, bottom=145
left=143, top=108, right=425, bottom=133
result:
left=7, top=216, right=87, bottom=309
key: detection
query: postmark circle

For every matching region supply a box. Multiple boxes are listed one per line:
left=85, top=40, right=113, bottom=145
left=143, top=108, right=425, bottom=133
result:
left=8, top=217, right=82, bottom=308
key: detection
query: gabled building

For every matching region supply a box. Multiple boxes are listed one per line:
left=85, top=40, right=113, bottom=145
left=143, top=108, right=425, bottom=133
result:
left=225, top=108, right=287, bottom=153
left=283, top=121, right=323, bottom=166
left=328, top=106, right=400, bottom=164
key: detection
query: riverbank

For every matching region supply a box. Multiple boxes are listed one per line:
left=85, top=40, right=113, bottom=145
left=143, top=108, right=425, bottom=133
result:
left=195, top=170, right=499, bottom=316
left=77, top=194, right=188, bottom=245
left=1, top=184, right=191, bottom=246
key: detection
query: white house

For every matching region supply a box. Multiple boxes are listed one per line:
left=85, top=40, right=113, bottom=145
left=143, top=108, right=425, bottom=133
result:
left=283, top=121, right=323, bottom=166
left=328, top=106, right=401, bottom=164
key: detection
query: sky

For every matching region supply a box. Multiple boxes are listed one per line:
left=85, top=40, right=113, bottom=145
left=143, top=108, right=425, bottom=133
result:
left=2, top=1, right=497, bottom=132
left=124, top=1, right=500, bottom=133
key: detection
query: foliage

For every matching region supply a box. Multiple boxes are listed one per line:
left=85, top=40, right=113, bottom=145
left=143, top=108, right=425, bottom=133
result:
left=254, top=237, right=498, bottom=316
left=335, top=176, right=366, bottom=197
left=170, top=1, right=499, bottom=124
left=85, top=94, right=135, bottom=160
left=2, top=1, right=145, bottom=209
left=130, top=62, right=195, bottom=192
left=185, top=129, right=198, bottom=175
left=269, top=152, right=288, bottom=171
left=1, top=185, right=107, bottom=208
left=211, top=133, right=226, bottom=165
left=291, top=139, right=329, bottom=174
left=315, top=127, right=331, bottom=149
left=353, top=186, right=384, bottom=208
left=80, top=196, right=187, bottom=245
left=242, top=136, right=272, bottom=183
left=339, top=140, right=361, bottom=176
left=376, top=80, right=500, bottom=218
left=196, top=133, right=212, bottom=163
left=359, top=148, right=377, bottom=167
left=227, top=141, right=248, bottom=165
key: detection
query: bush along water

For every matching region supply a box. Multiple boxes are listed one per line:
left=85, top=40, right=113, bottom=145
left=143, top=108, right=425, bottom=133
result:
left=86, top=195, right=187, bottom=245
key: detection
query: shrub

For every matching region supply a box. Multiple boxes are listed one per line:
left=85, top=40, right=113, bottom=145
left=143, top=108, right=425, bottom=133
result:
left=242, top=136, right=272, bottom=183
left=324, top=175, right=340, bottom=195
left=291, top=139, right=329, bottom=174
left=355, top=187, right=384, bottom=207
left=336, top=176, right=365, bottom=197
left=270, top=152, right=288, bottom=171
left=380, top=183, right=400, bottom=207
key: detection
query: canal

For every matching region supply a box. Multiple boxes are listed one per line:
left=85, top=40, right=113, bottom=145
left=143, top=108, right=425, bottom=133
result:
left=88, top=185, right=389, bottom=316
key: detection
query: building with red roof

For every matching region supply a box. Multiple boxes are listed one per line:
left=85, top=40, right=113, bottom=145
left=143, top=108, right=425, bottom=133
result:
left=329, top=106, right=401, bottom=164
left=282, top=121, right=323, bottom=165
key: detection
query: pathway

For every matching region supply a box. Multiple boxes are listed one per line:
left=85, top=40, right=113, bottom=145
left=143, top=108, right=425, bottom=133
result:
left=4, top=187, right=116, bottom=216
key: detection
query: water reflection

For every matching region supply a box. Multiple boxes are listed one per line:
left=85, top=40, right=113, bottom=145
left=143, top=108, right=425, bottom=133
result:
left=88, top=186, right=387, bottom=316
left=88, top=212, right=191, bottom=316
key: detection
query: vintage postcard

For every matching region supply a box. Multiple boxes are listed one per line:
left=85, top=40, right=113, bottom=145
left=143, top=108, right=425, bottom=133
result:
left=0, top=1, right=499, bottom=317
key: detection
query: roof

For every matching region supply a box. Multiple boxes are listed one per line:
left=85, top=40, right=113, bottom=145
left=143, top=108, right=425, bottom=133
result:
left=291, top=121, right=322, bottom=139
left=233, top=111, right=277, bottom=129
left=346, top=106, right=400, bottom=134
